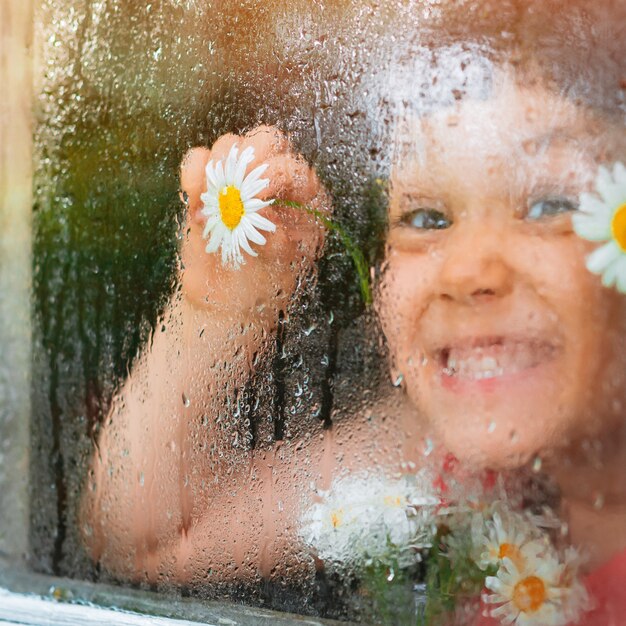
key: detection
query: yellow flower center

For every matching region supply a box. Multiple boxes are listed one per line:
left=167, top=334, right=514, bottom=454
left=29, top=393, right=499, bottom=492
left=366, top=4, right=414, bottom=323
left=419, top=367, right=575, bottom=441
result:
left=512, top=576, right=547, bottom=613
left=498, top=543, right=524, bottom=569
left=384, top=495, right=406, bottom=507
left=330, top=509, right=344, bottom=528
left=219, top=185, right=245, bottom=230
left=610, top=203, right=626, bottom=252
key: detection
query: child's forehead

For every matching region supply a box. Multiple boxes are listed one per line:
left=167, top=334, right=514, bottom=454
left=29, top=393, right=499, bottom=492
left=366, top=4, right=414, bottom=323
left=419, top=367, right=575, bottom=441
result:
left=390, top=80, right=612, bottom=185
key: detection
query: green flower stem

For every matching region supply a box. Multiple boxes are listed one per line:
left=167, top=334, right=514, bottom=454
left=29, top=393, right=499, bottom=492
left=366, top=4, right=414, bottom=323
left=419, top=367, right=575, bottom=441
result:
left=275, top=199, right=373, bottom=306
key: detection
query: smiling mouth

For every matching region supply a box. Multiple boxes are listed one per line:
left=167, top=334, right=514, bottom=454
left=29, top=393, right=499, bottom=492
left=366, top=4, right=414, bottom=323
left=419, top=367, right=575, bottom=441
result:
left=435, top=337, right=559, bottom=381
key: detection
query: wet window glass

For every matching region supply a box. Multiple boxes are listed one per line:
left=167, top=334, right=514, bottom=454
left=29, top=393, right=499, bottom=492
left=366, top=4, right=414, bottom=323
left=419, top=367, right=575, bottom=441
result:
left=18, top=0, right=626, bottom=624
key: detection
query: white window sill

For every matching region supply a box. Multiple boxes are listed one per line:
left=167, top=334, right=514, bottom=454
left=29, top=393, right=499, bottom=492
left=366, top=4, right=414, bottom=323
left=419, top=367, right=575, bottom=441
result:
left=0, top=589, right=220, bottom=626
left=0, top=562, right=345, bottom=626
left=0, top=588, right=342, bottom=626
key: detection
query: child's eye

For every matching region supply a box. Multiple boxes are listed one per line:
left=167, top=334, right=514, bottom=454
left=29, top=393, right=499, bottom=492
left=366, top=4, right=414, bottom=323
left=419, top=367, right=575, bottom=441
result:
left=526, top=196, right=579, bottom=220
left=401, top=208, right=452, bottom=230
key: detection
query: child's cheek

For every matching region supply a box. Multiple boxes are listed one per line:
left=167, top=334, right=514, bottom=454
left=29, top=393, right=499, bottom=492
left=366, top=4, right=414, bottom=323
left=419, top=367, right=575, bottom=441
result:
left=378, top=248, right=438, bottom=357
left=523, top=233, right=622, bottom=434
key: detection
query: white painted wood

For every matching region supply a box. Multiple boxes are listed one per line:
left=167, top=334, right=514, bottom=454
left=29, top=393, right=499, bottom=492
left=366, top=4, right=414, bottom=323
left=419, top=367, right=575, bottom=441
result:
left=0, top=589, right=221, bottom=626
left=0, top=0, right=32, bottom=564
left=0, top=562, right=343, bottom=626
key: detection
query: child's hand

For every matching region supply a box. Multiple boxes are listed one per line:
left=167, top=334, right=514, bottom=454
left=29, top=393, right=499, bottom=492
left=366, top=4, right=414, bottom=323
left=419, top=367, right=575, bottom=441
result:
left=180, top=125, right=327, bottom=322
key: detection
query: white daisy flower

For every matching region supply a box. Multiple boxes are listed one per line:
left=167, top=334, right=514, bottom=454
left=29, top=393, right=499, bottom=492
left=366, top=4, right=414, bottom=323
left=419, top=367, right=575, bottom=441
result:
left=200, top=143, right=276, bottom=268
left=476, top=509, right=546, bottom=572
left=483, top=546, right=589, bottom=626
left=299, top=471, right=439, bottom=568
left=573, top=161, right=626, bottom=292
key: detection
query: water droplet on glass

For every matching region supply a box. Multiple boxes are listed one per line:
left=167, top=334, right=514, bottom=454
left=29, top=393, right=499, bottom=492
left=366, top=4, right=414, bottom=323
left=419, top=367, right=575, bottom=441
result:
left=592, top=492, right=605, bottom=510
left=423, top=438, right=434, bottom=456
left=521, top=138, right=538, bottom=156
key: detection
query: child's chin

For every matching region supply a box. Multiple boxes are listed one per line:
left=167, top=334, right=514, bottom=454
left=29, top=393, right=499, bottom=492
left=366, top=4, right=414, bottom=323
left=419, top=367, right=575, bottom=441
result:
left=435, top=418, right=550, bottom=472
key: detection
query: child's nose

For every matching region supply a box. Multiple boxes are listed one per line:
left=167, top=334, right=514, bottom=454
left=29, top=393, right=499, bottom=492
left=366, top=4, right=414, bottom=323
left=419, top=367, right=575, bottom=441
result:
left=438, top=223, right=514, bottom=303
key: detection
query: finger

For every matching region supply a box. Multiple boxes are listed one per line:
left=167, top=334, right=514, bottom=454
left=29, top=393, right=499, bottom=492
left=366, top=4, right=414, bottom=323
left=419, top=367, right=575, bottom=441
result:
left=180, top=147, right=211, bottom=220
left=261, top=154, right=320, bottom=203
left=244, top=125, right=289, bottom=163
left=209, top=132, right=241, bottom=163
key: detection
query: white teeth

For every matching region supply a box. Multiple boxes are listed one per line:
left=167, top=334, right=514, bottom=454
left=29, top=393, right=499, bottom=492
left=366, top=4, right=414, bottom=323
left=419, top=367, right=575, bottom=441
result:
left=444, top=351, right=514, bottom=380
left=480, top=356, right=498, bottom=370
left=440, top=341, right=555, bottom=381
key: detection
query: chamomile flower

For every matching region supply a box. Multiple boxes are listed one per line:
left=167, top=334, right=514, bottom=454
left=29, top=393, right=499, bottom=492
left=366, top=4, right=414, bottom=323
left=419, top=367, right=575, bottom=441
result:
left=200, top=143, right=276, bottom=268
left=483, top=547, right=589, bottom=626
left=476, top=509, right=546, bottom=572
left=572, top=161, right=626, bottom=292
left=299, top=471, right=439, bottom=568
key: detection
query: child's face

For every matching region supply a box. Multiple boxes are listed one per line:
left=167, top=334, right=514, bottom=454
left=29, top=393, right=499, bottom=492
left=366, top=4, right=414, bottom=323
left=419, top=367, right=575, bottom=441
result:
left=379, top=79, right=626, bottom=469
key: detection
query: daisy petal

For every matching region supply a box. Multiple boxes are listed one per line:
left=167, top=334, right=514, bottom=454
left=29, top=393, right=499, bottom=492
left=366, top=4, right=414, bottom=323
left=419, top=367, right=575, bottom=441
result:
left=205, top=222, right=226, bottom=253
left=200, top=203, right=219, bottom=218
left=224, top=143, right=239, bottom=183
left=200, top=189, right=219, bottom=208
left=247, top=212, right=277, bottom=232
left=613, top=161, right=626, bottom=187
left=490, top=602, right=514, bottom=616
left=597, top=166, right=625, bottom=208
left=485, top=576, right=503, bottom=593
left=241, top=177, right=270, bottom=201
left=586, top=241, right=621, bottom=274
left=235, top=228, right=258, bottom=257
left=240, top=163, right=269, bottom=197
left=244, top=161, right=269, bottom=183
left=243, top=198, right=273, bottom=213
left=601, top=258, right=621, bottom=288
left=205, top=160, right=218, bottom=189
left=233, top=146, right=255, bottom=188
left=578, top=192, right=612, bottom=217
left=572, top=212, right=611, bottom=241
left=491, top=603, right=520, bottom=624
left=231, top=235, right=244, bottom=267
left=614, top=256, right=626, bottom=293
left=214, top=159, right=226, bottom=190
left=202, top=214, right=221, bottom=238
left=220, top=230, right=233, bottom=265
left=501, top=611, right=520, bottom=625
left=242, top=221, right=267, bottom=246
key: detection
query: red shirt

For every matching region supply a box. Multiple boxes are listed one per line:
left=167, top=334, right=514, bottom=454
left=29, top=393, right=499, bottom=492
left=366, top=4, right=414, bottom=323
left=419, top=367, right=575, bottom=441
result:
left=583, top=547, right=626, bottom=626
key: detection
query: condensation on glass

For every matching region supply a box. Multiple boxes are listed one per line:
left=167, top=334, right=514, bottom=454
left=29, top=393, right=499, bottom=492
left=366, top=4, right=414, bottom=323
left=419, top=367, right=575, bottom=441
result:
left=31, top=1, right=626, bottom=625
